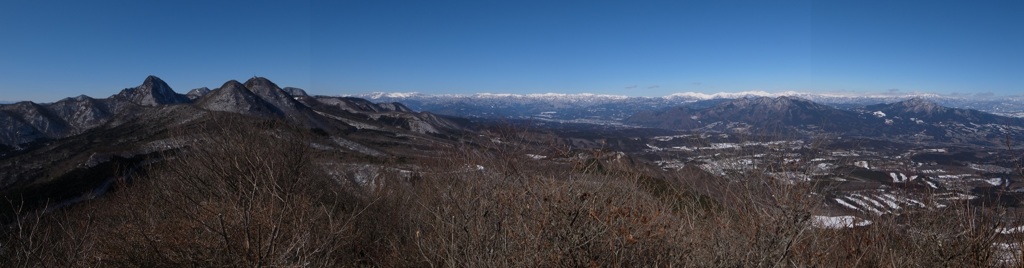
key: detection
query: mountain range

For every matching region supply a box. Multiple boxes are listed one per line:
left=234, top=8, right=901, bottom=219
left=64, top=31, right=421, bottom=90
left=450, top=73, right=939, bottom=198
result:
left=0, top=76, right=461, bottom=149
left=354, top=91, right=1024, bottom=121
left=351, top=91, right=1024, bottom=147
left=0, top=76, right=467, bottom=210
left=625, top=96, right=1024, bottom=146
left=3, top=76, right=1022, bottom=218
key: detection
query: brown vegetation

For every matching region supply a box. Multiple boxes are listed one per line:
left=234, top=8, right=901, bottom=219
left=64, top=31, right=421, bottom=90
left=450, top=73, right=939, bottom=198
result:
left=1, top=118, right=1020, bottom=267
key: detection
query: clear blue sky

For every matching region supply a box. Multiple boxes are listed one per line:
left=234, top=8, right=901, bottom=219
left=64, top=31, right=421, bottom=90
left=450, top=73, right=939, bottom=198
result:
left=1, top=0, right=1021, bottom=102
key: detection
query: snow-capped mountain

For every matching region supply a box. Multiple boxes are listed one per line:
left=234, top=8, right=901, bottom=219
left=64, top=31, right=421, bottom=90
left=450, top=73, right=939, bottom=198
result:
left=626, top=96, right=1024, bottom=146
left=351, top=92, right=665, bottom=122
left=351, top=91, right=1024, bottom=122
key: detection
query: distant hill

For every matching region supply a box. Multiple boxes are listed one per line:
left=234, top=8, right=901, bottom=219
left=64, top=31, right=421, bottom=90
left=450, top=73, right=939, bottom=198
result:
left=353, top=91, right=1024, bottom=122
left=625, top=96, right=1024, bottom=146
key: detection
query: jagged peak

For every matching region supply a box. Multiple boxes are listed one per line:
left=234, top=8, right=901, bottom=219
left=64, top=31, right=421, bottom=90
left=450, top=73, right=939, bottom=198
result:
left=115, top=75, right=186, bottom=106
left=142, top=75, right=166, bottom=86
left=138, top=75, right=174, bottom=95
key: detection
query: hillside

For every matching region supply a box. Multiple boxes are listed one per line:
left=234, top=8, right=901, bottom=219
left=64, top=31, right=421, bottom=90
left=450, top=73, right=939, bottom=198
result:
left=2, top=78, right=1023, bottom=266
left=0, top=76, right=467, bottom=216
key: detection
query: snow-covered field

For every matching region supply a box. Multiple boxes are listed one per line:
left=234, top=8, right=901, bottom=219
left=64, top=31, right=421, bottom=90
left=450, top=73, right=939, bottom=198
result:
left=833, top=191, right=931, bottom=215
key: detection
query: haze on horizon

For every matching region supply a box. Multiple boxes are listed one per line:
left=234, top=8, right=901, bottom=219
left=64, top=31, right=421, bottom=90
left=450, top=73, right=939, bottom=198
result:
left=1, top=0, right=1021, bottom=103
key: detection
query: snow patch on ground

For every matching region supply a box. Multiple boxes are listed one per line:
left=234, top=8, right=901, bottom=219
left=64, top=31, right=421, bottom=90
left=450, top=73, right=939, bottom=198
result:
left=889, top=172, right=918, bottom=183
left=834, top=198, right=859, bottom=210
left=526, top=154, right=548, bottom=160
left=843, top=195, right=884, bottom=215
left=993, top=242, right=1023, bottom=265
left=997, top=225, right=1024, bottom=234
left=811, top=215, right=872, bottom=229
left=875, top=194, right=903, bottom=210
left=836, top=192, right=932, bottom=215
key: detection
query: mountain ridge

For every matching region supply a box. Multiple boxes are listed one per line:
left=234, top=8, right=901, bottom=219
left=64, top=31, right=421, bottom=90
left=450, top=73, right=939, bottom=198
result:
left=626, top=96, right=1024, bottom=146
left=0, top=76, right=464, bottom=148
left=353, top=91, right=1024, bottom=119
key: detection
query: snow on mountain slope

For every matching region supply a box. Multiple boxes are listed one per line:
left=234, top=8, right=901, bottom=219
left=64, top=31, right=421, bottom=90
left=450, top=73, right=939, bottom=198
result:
left=350, top=91, right=1024, bottom=119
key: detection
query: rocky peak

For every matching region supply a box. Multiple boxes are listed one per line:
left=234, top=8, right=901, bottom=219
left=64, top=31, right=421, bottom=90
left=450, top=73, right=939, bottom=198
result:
left=116, top=75, right=189, bottom=106
left=142, top=75, right=166, bottom=88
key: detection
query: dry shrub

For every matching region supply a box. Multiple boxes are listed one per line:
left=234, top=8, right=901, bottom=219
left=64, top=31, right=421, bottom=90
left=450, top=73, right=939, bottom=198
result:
left=790, top=201, right=1001, bottom=267
left=98, top=118, right=361, bottom=266
left=351, top=146, right=686, bottom=267
left=0, top=201, right=99, bottom=267
left=0, top=116, right=363, bottom=267
left=0, top=119, right=1017, bottom=267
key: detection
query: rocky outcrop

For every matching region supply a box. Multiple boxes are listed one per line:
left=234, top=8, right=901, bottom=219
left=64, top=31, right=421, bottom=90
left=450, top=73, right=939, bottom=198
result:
left=113, top=75, right=189, bottom=106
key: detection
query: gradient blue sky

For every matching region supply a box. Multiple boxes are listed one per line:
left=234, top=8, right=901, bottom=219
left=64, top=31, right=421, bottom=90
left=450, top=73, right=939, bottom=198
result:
left=1, top=0, right=1021, bottom=102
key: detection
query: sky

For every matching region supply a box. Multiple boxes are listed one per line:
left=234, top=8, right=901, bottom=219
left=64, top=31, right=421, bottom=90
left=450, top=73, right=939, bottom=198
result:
left=1, top=0, right=1022, bottom=102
